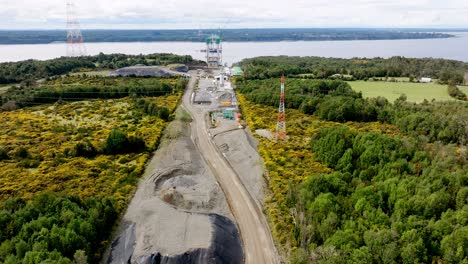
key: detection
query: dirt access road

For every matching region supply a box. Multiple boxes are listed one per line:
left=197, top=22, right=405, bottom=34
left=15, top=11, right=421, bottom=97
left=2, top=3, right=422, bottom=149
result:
left=182, top=74, right=280, bottom=264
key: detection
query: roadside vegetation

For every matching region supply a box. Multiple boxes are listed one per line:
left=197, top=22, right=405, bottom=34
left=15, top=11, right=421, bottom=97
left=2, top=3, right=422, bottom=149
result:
left=237, top=59, right=468, bottom=263
left=0, top=76, right=182, bottom=263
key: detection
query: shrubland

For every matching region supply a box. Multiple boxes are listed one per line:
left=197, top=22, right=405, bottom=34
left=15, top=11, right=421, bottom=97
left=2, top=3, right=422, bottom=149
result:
left=0, top=76, right=182, bottom=263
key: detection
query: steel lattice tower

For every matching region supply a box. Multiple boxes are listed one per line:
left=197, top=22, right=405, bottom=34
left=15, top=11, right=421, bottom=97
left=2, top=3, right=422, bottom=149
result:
left=66, top=0, right=86, bottom=57
left=275, top=74, right=287, bottom=140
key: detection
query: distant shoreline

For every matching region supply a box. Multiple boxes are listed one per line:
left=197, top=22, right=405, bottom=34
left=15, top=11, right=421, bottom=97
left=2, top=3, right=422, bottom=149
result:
left=0, top=29, right=455, bottom=45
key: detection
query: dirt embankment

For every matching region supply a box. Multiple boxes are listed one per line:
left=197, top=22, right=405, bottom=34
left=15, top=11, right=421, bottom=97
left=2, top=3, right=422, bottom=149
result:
left=211, top=119, right=265, bottom=205
left=106, top=109, right=243, bottom=264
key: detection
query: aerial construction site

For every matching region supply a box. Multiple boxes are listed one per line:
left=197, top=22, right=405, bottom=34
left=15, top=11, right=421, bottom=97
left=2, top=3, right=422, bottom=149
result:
left=107, top=36, right=279, bottom=264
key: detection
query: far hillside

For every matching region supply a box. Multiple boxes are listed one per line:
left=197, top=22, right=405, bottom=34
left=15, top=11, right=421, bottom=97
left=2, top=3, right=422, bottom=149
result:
left=0, top=29, right=454, bottom=44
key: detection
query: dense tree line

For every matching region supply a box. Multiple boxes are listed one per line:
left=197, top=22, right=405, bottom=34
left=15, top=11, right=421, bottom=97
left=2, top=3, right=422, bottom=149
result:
left=237, top=78, right=468, bottom=144
left=0, top=194, right=118, bottom=263
left=237, top=56, right=467, bottom=84
left=0, top=29, right=452, bottom=44
left=238, top=78, right=381, bottom=122
left=103, top=129, right=146, bottom=155
left=393, top=99, right=468, bottom=144
left=1, top=76, right=187, bottom=109
left=289, top=126, right=467, bottom=263
left=0, top=53, right=201, bottom=84
left=238, top=78, right=358, bottom=108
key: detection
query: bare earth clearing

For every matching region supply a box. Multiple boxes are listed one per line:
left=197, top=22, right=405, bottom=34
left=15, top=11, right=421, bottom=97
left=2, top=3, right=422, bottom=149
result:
left=183, top=75, right=280, bottom=264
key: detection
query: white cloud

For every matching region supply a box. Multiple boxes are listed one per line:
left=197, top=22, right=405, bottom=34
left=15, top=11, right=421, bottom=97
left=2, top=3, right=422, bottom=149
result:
left=0, top=0, right=467, bottom=29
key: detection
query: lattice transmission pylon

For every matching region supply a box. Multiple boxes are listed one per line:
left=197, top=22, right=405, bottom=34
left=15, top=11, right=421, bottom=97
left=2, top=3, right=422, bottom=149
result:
left=275, top=74, right=287, bottom=140
left=66, top=0, right=86, bottom=57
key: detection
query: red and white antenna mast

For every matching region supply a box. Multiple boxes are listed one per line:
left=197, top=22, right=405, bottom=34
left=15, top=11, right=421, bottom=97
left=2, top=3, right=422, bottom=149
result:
left=66, top=0, right=86, bottom=57
left=275, top=74, right=287, bottom=140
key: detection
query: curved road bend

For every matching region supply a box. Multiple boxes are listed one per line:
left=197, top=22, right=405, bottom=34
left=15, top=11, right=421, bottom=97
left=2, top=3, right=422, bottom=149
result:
left=182, top=76, right=280, bottom=264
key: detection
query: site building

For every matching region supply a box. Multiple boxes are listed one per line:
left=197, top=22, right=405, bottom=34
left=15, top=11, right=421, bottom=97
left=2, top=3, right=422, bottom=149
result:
left=231, top=67, right=244, bottom=76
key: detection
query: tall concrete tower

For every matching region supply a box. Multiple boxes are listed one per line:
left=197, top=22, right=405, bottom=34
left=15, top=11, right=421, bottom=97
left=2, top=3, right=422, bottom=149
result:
left=206, top=34, right=222, bottom=68
left=66, top=0, right=86, bottom=57
left=275, top=74, right=287, bottom=140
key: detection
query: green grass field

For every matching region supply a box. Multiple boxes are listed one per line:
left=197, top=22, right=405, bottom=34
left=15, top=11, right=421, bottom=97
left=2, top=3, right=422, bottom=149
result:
left=348, top=81, right=455, bottom=103
left=370, top=77, right=411, bottom=82
left=459, top=86, right=468, bottom=95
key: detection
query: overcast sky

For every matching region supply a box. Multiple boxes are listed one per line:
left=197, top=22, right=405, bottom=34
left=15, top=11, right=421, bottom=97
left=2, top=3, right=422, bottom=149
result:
left=1, top=0, right=468, bottom=29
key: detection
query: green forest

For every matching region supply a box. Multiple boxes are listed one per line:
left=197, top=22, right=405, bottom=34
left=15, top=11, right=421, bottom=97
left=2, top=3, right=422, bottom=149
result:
left=0, top=195, right=117, bottom=263
left=236, top=58, right=468, bottom=263
left=237, top=56, right=468, bottom=84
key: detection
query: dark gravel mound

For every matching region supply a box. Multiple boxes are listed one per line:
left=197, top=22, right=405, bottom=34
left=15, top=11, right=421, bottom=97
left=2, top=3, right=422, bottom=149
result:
left=110, top=66, right=175, bottom=77
left=108, top=214, right=243, bottom=264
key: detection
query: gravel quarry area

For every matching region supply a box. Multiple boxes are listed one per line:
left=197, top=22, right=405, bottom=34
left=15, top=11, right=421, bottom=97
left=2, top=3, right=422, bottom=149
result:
left=107, top=109, right=243, bottom=264
left=109, top=65, right=190, bottom=77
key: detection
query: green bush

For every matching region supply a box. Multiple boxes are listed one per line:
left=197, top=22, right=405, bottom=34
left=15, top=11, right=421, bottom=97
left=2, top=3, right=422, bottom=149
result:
left=128, top=136, right=146, bottom=153
left=72, top=141, right=97, bottom=158
left=157, top=107, right=171, bottom=121
left=14, top=148, right=30, bottom=159
left=447, top=84, right=467, bottom=101
left=17, top=159, right=40, bottom=168
left=104, top=129, right=146, bottom=155
left=0, top=148, right=8, bottom=161
left=104, top=129, right=129, bottom=154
